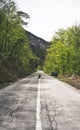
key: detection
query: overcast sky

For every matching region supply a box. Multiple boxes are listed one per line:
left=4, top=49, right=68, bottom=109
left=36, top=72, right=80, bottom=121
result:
left=14, top=0, right=80, bottom=41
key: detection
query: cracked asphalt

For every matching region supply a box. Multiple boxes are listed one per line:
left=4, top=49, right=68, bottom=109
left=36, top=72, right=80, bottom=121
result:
left=0, top=71, right=80, bottom=130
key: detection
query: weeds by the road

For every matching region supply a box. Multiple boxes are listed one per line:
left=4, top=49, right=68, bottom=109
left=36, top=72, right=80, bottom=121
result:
left=58, top=75, right=80, bottom=89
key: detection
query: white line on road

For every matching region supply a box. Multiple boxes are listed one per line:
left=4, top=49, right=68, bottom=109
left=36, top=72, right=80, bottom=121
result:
left=36, top=79, right=42, bottom=130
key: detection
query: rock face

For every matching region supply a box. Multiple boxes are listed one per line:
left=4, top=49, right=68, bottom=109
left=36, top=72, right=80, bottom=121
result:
left=26, top=31, right=50, bottom=61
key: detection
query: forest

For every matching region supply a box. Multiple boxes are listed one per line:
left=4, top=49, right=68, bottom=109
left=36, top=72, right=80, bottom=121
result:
left=0, top=0, right=80, bottom=88
left=0, top=0, right=38, bottom=86
left=44, top=26, right=80, bottom=76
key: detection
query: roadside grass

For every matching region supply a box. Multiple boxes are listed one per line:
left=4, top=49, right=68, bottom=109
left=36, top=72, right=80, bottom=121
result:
left=0, top=65, right=17, bottom=89
left=58, top=75, right=80, bottom=89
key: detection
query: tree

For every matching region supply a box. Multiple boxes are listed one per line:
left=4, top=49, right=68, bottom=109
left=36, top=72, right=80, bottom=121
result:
left=0, top=0, right=38, bottom=80
left=44, top=25, right=80, bottom=76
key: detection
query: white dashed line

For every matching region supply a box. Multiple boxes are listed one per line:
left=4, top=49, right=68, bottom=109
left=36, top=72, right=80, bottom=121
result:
left=36, top=79, right=42, bottom=130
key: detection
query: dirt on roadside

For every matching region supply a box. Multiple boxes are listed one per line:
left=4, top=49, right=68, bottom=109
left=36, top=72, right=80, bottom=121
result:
left=58, top=75, right=80, bottom=89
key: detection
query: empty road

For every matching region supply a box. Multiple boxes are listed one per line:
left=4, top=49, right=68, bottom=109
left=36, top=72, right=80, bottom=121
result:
left=0, top=71, right=80, bottom=130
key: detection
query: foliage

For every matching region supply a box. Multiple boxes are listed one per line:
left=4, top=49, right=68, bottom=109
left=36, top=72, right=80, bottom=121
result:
left=43, top=26, right=80, bottom=76
left=0, top=0, right=38, bottom=85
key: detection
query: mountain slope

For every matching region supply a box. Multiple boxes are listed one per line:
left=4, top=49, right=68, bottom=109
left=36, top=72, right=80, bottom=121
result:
left=26, top=31, right=50, bottom=61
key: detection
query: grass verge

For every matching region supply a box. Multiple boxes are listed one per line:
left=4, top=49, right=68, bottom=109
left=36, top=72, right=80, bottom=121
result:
left=58, top=75, right=80, bottom=89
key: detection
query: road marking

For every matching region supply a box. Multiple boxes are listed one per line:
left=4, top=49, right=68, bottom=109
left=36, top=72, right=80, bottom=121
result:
left=36, top=79, right=42, bottom=130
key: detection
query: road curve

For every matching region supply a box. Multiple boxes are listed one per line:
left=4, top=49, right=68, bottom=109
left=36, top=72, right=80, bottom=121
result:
left=0, top=71, right=80, bottom=130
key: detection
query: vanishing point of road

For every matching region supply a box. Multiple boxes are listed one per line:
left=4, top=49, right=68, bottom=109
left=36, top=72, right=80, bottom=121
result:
left=0, top=71, right=80, bottom=130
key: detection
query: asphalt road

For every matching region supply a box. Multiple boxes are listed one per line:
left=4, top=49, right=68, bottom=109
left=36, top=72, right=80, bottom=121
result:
left=0, top=71, right=80, bottom=130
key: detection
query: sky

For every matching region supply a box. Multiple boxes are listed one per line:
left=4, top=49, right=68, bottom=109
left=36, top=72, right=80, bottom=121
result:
left=14, top=0, right=80, bottom=41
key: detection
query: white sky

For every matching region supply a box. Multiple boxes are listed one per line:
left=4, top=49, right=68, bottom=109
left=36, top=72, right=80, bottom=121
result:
left=14, top=0, right=80, bottom=41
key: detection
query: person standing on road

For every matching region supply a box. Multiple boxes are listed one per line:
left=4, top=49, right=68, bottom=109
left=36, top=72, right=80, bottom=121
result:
left=38, top=74, right=41, bottom=78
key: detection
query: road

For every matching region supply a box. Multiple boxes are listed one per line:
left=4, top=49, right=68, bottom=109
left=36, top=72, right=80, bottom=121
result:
left=0, top=71, right=80, bottom=130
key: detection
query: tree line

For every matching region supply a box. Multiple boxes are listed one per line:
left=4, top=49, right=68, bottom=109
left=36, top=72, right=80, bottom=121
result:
left=0, top=0, right=38, bottom=84
left=0, top=0, right=80, bottom=85
left=43, top=25, right=80, bottom=76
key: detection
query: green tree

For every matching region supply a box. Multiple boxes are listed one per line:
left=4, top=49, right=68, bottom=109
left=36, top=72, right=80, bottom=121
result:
left=0, top=0, right=38, bottom=83
left=44, top=25, right=80, bottom=76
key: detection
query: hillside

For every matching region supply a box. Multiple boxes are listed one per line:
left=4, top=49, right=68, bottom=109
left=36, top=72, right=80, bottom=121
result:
left=0, top=0, right=50, bottom=88
left=0, top=30, right=50, bottom=88
left=26, top=31, right=50, bottom=61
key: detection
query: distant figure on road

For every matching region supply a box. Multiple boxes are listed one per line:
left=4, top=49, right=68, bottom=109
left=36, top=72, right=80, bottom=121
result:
left=38, top=74, right=41, bottom=79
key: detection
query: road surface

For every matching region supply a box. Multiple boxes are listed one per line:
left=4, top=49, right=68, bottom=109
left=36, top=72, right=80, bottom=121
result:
left=0, top=71, right=80, bottom=130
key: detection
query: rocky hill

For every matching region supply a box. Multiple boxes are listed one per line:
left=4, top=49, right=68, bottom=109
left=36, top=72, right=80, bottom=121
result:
left=26, top=31, right=50, bottom=62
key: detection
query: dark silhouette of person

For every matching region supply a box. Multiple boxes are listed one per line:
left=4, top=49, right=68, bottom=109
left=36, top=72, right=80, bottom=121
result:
left=38, top=74, right=41, bottom=79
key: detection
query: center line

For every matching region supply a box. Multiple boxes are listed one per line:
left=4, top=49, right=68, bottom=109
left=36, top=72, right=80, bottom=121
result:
left=36, top=78, right=42, bottom=130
